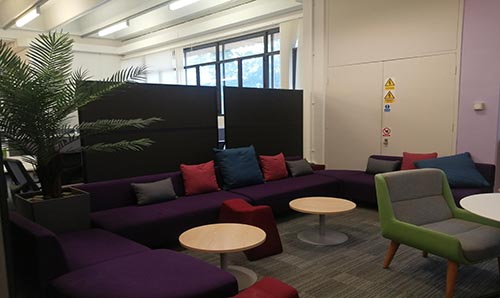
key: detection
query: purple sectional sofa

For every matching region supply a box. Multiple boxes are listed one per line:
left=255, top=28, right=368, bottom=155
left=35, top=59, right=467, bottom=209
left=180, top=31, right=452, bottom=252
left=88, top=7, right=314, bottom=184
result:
left=316, top=155, right=495, bottom=206
left=74, top=170, right=341, bottom=247
left=9, top=211, right=238, bottom=298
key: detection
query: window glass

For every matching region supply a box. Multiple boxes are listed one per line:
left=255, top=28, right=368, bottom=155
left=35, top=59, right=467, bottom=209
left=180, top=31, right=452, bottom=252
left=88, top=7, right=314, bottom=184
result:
left=200, top=64, right=216, bottom=86
left=272, top=32, right=280, bottom=51
left=185, top=67, right=197, bottom=85
left=242, top=57, right=263, bottom=88
left=268, top=32, right=280, bottom=52
left=223, top=36, right=264, bottom=60
left=183, top=29, right=279, bottom=114
left=185, top=46, right=216, bottom=66
left=268, top=54, right=281, bottom=88
left=221, top=61, right=238, bottom=87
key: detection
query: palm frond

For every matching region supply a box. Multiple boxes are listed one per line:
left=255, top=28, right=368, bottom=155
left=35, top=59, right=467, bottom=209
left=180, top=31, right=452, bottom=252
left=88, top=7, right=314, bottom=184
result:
left=77, top=117, right=163, bottom=134
left=27, top=31, right=73, bottom=82
left=82, top=138, right=155, bottom=152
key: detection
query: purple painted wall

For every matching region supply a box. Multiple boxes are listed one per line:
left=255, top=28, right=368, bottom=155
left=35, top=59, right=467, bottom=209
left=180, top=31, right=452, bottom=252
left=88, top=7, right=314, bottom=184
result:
left=457, top=0, right=500, bottom=170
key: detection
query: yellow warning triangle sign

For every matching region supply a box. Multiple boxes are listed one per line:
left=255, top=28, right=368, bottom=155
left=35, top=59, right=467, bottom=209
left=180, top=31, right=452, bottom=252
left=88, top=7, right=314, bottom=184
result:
left=384, top=91, right=395, bottom=100
left=384, top=78, right=395, bottom=90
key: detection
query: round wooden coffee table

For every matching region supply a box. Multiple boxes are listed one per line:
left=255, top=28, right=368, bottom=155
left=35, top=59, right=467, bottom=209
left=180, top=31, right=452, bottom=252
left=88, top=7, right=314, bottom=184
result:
left=179, top=223, right=266, bottom=290
left=289, top=197, right=356, bottom=245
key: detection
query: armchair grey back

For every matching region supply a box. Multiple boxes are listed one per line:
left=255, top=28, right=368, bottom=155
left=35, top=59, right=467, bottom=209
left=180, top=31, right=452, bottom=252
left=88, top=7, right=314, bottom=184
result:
left=375, top=168, right=500, bottom=298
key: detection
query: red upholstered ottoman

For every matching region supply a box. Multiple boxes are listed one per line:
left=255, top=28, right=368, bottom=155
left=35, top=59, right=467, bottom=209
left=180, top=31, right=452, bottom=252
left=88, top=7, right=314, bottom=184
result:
left=234, top=277, right=299, bottom=298
left=219, top=199, right=283, bottom=260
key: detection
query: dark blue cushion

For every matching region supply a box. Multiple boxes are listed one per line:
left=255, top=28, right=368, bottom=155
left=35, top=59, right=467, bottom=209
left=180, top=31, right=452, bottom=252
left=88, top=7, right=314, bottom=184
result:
left=414, top=152, right=490, bottom=188
left=214, top=146, right=264, bottom=190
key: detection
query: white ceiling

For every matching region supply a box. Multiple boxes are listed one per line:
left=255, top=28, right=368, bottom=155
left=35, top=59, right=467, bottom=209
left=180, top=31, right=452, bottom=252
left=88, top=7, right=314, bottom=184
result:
left=0, top=0, right=302, bottom=55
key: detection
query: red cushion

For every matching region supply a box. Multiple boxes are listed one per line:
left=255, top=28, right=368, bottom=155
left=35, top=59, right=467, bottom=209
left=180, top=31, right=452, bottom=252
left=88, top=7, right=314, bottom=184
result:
left=180, top=160, right=220, bottom=195
left=259, top=153, right=288, bottom=182
left=401, top=152, right=438, bottom=170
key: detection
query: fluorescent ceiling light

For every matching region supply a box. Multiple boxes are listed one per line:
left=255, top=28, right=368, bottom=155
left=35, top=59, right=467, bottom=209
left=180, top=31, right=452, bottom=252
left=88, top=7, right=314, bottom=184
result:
left=98, top=21, right=129, bottom=37
left=15, top=7, right=40, bottom=28
left=169, top=0, right=200, bottom=10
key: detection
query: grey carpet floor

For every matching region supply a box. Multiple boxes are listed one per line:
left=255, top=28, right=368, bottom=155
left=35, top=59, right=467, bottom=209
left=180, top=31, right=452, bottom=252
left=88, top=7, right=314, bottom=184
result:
left=179, top=207, right=500, bottom=298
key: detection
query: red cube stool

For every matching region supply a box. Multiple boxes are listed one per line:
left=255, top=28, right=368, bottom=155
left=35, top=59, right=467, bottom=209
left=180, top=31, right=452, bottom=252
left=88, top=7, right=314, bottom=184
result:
left=234, top=277, right=299, bottom=298
left=219, top=199, right=283, bottom=261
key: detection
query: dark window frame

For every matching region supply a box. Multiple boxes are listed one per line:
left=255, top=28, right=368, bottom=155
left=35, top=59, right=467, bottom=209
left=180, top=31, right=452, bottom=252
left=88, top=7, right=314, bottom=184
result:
left=184, top=29, right=280, bottom=115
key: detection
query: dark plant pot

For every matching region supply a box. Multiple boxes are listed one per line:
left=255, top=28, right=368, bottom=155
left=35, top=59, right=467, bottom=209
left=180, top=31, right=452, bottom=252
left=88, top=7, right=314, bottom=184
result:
left=14, top=187, right=90, bottom=233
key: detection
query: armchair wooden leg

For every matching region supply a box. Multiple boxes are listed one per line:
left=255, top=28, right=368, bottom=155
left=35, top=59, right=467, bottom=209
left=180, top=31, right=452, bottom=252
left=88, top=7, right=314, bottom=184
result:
left=422, top=251, right=428, bottom=258
left=383, top=241, right=400, bottom=269
left=446, top=261, right=458, bottom=298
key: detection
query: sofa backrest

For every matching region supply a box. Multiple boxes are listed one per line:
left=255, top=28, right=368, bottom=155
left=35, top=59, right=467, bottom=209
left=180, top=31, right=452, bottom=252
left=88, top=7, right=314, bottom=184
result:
left=370, top=155, right=402, bottom=162
left=9, top=212, right=69, bottom=287
left=370, top=155, right=495, bottom=188
left=75, top=171, right=185, bottom=212
left=474, top=163, right=496, bottom=190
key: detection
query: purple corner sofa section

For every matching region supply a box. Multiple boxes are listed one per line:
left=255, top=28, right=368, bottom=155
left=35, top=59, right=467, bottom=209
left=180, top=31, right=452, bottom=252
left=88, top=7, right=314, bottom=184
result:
left=9, top=211, right=238, bottom=298
left=315, top=155, right=495, bottom=206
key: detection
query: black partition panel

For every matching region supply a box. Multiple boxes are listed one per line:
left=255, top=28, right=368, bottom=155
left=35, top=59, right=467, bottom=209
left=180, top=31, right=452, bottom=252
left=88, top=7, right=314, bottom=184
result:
left=224, top=87, right=303, bottom=157
left=79, top=83, right=218, bottom=182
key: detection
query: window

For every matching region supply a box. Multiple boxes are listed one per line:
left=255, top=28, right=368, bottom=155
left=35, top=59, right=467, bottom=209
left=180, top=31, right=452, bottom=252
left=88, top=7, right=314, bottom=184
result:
left=184, top=29, right=280, bottom=114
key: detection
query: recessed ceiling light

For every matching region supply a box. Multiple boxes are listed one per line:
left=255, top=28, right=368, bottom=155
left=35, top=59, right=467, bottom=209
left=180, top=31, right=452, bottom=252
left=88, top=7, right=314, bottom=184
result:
left=98, top=21, right=129, bottom=37
left=169, top=0, right=200, bottom=11
left=15, top=7, right=40, bottom=28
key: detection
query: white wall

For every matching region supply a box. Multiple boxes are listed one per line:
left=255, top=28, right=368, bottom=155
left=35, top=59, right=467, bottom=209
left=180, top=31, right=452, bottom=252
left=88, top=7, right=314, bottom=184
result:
left=66, top=52, right=122, bottom=126
left=311, top=0, right=462, bottom=169
left=302, top=0, right=327, bottom=163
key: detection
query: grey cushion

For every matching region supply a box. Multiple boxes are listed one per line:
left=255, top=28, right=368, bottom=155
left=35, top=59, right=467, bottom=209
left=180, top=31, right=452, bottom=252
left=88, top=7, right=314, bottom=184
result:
left=422, top=218, right=500, bottom=261
left=365, top=157, right=400, bottom=174
left=131, top=178, right=177, bottom=206
left=286, top=159, right=313, bottom=177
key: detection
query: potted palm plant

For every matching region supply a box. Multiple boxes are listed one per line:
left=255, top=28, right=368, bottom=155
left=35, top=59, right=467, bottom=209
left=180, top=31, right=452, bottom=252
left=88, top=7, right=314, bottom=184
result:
left=0, top=32, right=161, bottom=232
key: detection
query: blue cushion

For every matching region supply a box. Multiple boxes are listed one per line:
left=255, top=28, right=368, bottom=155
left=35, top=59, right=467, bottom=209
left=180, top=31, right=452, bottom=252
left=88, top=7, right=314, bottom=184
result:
left=414, top=152, right=490, bottom=188
left=214, top=146, right=264, bottom=190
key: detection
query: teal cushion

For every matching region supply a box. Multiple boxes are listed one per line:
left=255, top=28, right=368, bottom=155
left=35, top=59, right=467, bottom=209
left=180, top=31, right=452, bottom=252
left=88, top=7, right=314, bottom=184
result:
left=214, top=146, right=264, bottom=190
left=414, top=152, right=490, bottom=188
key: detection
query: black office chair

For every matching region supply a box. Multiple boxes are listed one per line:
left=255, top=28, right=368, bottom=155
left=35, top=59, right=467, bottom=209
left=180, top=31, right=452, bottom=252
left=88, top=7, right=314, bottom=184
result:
left=3, top=158, right=40, bottom=193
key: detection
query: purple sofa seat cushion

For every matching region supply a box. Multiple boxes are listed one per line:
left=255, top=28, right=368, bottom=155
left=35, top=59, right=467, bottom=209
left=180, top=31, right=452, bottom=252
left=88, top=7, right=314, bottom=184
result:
left=58, top=229, right=149, bottom=271
left=229, top=173, right=340, bottom=215
left=50, top=249, right=238, bottom=298
left=75, top=172, right=184, bottom=212
left=317, top=170, right=378, bottom=204
left=91, top=191, right=251, bottom=247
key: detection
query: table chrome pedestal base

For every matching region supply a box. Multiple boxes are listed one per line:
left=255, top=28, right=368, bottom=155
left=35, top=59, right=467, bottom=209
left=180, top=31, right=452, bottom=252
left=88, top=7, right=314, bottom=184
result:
left=221, top=253, right=257, bottom=290
left=226, top=265, right=258, bottom=290
left=297, top=228, right=348, bottom=246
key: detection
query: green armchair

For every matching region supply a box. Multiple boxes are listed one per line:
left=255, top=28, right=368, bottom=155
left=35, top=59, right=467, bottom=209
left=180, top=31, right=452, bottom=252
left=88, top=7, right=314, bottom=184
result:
left=375, top=168, right=500, bottom=298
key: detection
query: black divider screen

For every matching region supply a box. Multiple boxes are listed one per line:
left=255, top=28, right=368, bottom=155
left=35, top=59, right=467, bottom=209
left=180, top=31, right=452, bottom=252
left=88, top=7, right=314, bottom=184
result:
left=224, top=87, right=303, bottom=157
left=79, top=83, right=218, bottom=182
